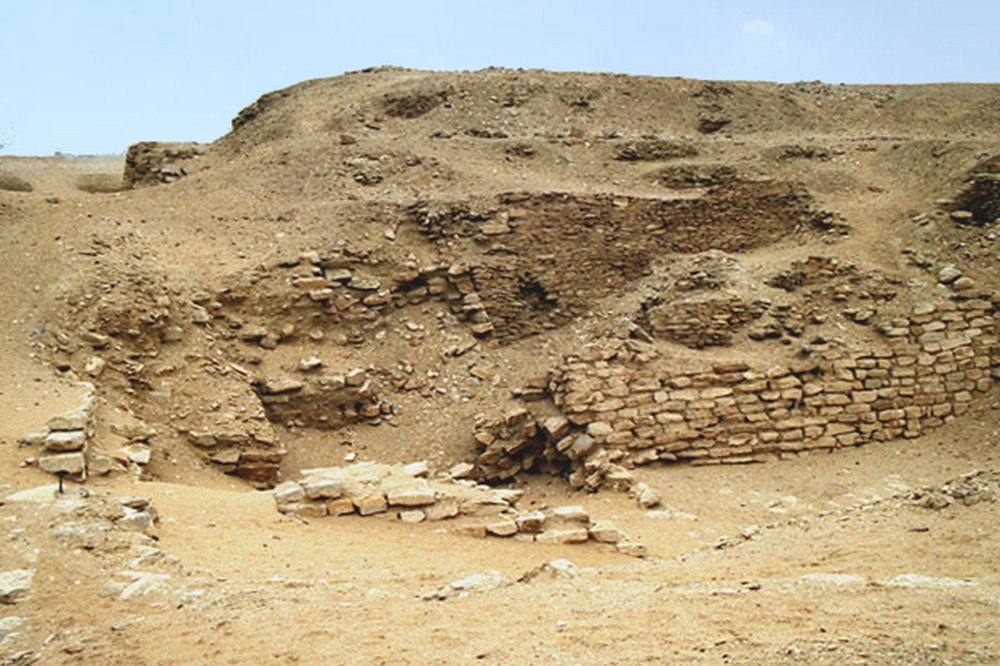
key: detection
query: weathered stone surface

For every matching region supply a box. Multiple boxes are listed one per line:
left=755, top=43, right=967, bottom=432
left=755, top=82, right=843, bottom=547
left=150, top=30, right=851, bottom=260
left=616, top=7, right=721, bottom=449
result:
left=425, top=570, right=505, bottom=600
left=117, top=509, right=155, bottom=533
left=296, top=356, right=323, bottom=372
left=515, top=511, right=547, bottom=533
left=328, top=498, right=356, bottom=516
left=43, top=429, right=87, bottom=452
left=589, top=520, right=626, bottom=544
left=551, top=506, right=590, bottom=523
left=424, top=497, right=460, bottom=521
left=453, top=524, right=488, bottom=538
left=952, top=276, right=976, bottom=291
left=355, top=494, right=388, bottom=516
left=301, top=477, right=343, bottom=500
left=537, top=527, right=590, bottom=544
left=259, top=377, right=305, bottom=395
left=540, top=416, right=570, bottom=440
left=486, top=518, right=518, bottom=537
left=87, top=454, right=114, bottom=476
left=47, top=412, right=90, bottom=432
left=17, top=432, right=47, bottom=447
left=0, top=570, right=34, bottom=604
left=288, top=502, right=329, bottom=519
left=38, top=452, right=86, bottom=475
left=586, top=421, right=614, bottom=437
left=273, top=481, right=305, bottom=505
left=403, top=460, right=430, bottom=477
left=119, top=445, right=152, bottom=465
left=545, top=558, right=579, bottom=578
left=637, top=486, right=664, bottom=509
left=399, top=509, right=426, bottom=523
left=449, top=462, right=475, bottom=479
left=616, top=541, right=649, bottom=557
left=385, top=479, right=436, bottom=507
left=937, top=265, right=962, bottom=284
left=603, top=466, right=636, bottom=492
left=491, top=488, right=525, bottom=506
left=117, top=572, right=173, bottom=601
left=345, top=368, right=367, bottom=386
left=0, top=616, right=24, bottom=638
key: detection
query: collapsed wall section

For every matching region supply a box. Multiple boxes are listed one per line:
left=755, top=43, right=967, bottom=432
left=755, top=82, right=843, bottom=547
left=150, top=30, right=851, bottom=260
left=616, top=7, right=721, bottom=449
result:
left=124, top=142, right=206, bottom=187
left=407, top=182, right=822, bottom=342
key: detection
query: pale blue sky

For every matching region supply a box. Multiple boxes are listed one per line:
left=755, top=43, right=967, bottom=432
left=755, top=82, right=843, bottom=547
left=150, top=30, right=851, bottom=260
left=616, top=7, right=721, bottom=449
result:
left=2, top=0, right=998, bottom=155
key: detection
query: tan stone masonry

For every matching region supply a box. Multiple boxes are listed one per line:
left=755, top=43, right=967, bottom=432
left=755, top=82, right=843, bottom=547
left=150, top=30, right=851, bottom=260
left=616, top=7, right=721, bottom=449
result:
left=472, top=292, right=998, bottom=489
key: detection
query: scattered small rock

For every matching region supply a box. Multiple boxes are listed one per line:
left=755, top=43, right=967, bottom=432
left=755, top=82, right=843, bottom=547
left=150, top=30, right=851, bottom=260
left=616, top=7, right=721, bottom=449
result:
left=937, top=265, right=962, bottom=284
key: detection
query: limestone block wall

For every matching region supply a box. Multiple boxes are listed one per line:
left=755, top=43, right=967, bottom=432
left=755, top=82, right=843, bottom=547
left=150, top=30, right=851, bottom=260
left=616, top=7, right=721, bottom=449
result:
left=642, top=296, right=769, bottom=348
left=553, top=296, right=996, bottom=467
left=472, top=294, right=997, bottom=488
left=221, top=258, right=497, bottom=342
left=22, top=383, right=99, bottom=479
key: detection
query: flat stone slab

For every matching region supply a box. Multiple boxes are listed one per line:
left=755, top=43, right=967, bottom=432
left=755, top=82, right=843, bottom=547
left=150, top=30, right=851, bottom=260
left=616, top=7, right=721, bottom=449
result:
left=551, top=506, right=590, bottom=523
left=38, top=452, right=86, bottom=475
left=537, top=528, right=589, bottom=544
left=301, top=477, right=343, bottom=500
left=43, top=429, right=87, bottom=452
left=385, top=479, right=436, bottom=507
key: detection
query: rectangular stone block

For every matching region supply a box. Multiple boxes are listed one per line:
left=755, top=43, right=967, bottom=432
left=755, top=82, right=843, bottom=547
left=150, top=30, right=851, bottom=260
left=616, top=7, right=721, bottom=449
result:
left=38, top=452, right=86, bottom=475
left=327, top=498, right=356, bottom=516
left=43, top=430, right=87, bottom=452
left=536, top=527, right=589, bottom=544
left=355, top=494, right=388, bottom=516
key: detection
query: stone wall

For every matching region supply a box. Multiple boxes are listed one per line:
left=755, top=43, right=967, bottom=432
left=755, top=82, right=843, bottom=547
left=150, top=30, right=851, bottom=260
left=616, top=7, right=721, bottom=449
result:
left=20, top=383, right=99, bottom=479
left=124, top=142, right=205, bottom=187
left=641, top=296, right=769, bottom=348
left=220, top=255, right=498, bottom=343
left=406, top=183, right=823, bottom=341
left=253, top=368, right=390, bottom=429
left=951, top=174, right=1000, bottom=225
left=472, top=293, right=998, bottom=489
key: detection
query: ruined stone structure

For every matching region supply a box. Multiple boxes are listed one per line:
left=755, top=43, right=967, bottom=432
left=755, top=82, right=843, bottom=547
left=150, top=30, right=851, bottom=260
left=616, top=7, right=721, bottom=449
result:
left=472, top=293, right=998, bottom=488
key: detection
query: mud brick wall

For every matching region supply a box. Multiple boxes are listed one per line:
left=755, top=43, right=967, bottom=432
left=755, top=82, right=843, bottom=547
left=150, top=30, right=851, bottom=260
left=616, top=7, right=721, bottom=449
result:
left=550, top=295, right=997, bottom=470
